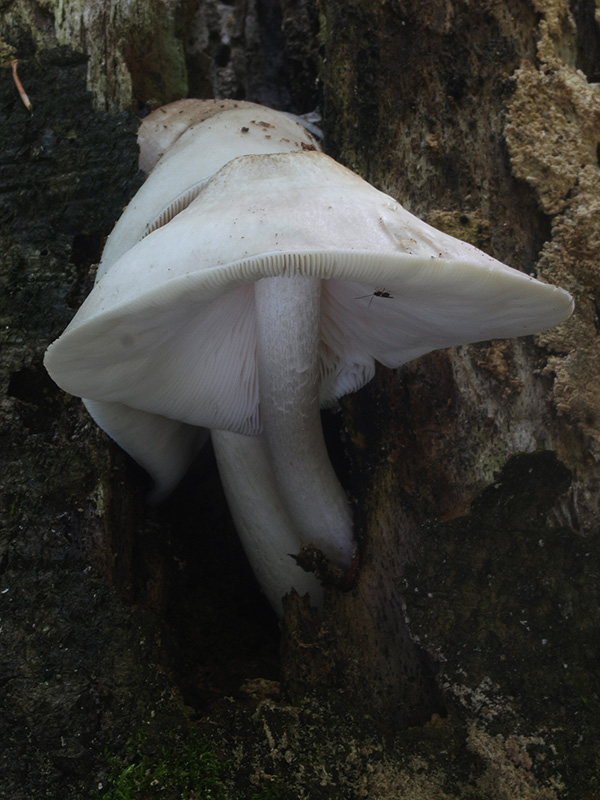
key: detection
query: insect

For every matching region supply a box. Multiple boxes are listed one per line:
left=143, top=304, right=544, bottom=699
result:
left=356, top=287, right=394, bottom=306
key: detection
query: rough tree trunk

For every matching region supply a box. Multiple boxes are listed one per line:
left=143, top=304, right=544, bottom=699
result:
left=1, top=0, right=599, bottom=797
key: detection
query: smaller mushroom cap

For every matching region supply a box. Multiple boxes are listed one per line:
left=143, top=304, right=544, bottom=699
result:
left=100, top=102, right=319, bottom=277
left=137, top=99, right=258, bottom=173
left=83, top=398, right=208, bottom=501
left=45, top=150, right=573, bottom=495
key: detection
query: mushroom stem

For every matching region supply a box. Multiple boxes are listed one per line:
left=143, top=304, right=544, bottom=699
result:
left=211, top=428, right=324, bottom=614
left=254, top=275, right=355, bottom=568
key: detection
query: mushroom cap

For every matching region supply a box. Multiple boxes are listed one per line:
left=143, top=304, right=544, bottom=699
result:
left=45, top=150, right=573, bottom=480
left=86, top=102, right=319, bottom=495
left=99, top=102, right=319, bottom=278
left=83, top=398, right=208, bottom=502
left=138, top=99, right=259, bottom=173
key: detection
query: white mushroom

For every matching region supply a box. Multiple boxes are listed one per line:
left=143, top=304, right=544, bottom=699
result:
left=44, top=130, right=573, bottom=614
left=89, top=102, right=324, bottom=612
left=81, top=100, right=320, bottom=513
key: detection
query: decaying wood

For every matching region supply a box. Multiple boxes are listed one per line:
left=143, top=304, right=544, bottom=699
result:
left=1, top=0, right=599, bottom=796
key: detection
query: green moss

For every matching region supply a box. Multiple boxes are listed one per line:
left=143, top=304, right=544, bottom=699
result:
left=100, top=729, right=229, bottom=800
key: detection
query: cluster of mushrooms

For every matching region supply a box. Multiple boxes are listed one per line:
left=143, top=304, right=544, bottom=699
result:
left=45, top=100, right=573, bottom=614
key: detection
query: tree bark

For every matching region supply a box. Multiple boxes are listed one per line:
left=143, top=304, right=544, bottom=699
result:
left=1, top=0, right=599, bottom=797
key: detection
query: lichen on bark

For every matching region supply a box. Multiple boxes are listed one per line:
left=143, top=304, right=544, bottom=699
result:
left=1, top=0, right=189, bottom=110
left=504, top=0, right=600, bottom=528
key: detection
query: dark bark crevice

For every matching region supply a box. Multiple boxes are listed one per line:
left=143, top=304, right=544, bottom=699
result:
left=568, top=0, right=600, bottom=80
